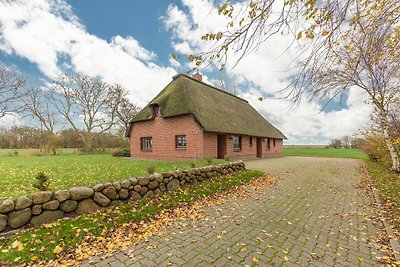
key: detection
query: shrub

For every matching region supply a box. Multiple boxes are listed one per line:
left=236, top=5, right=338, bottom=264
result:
left=33, top=172, right=51, bottom=191
left=224, top=156, right=231, bottom=161
left=190, top=162, right=196, bottom=168
left=147, top=165, right=156, bottom=174
left=112, top=149, right=124, bottom=157
left=122, top=148, right=131, bottom=157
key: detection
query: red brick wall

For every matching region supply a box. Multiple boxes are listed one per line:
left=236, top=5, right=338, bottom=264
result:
left=223, top=135, right=283, bottom=159
left=203, top=132, right=218, bottom=158
left=263, top=138, right=283, bottom=157
left=130, top=115, right=204, bottom=160
left=223, top=135, right=257, bottom=160
left=130, top=114, right=284, bottom=160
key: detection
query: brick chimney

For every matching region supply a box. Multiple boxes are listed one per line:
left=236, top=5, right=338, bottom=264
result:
left=193, top=72, right=202, bottom=82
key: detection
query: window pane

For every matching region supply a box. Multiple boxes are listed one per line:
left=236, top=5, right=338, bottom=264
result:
left=233, top=135, right=241, bottom=149
left=141, top=137, right=152, bottom=150
left=176, top=135, right=186, bottom=148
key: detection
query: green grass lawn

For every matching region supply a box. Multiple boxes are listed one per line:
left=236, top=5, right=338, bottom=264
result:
left=0, top=148, right=84, bottom=157
left=284, top=147, right=368, bottom=159
left=0, top=154, right=224, bottom=199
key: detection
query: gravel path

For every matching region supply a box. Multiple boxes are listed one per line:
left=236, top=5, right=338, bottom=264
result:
left=83, top=157, right=383, bottom=266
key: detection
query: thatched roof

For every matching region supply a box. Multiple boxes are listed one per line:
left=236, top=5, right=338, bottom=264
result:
left=127, top=74, right=286, bottom=139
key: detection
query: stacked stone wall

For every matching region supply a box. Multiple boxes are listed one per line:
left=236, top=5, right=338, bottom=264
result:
left=0, top=161, right=246, bottom=233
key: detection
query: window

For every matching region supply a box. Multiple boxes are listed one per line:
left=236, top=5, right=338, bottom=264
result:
left=141, top=137, right=152, bottom=151
left=264, top=138, right=270, bottom=150
left=175, top=135, right=186, bottom=149
left=233, top=135, right=242, bottom=150
left=150, top=104, right=160, bottom=118
left=273, top=138, right=276, bottom=147
left=249, top=136, right=253, bottom=147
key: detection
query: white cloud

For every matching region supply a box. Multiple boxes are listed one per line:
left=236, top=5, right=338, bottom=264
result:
left=163, top=0, right=373, bottom=144
left=0, top=113, right=23, bottom=129
left=0, top=0, right=176, bottom=106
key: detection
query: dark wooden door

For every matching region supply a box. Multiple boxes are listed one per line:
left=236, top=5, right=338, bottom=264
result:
left=217, top=134, right=227, bottom=159
left=256, top=137, right=262, bottom=158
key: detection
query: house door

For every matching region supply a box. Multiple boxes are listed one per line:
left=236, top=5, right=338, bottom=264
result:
left=256, top=137, right=262, bottom=158
left=217, top=134, right=227, bottom=159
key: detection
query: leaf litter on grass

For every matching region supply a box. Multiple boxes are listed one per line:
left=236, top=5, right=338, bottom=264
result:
left=2, top=171, right=280, bottom=266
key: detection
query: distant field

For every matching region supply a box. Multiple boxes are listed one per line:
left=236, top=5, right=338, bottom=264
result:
left=284, top=147, right=368, bottom=159
left=0, top=153, right=224, bottom=199
left=0, top=148, right=109, bottom=157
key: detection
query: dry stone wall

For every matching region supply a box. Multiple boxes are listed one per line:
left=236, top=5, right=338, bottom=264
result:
left=0, top=161, right=246, bottom=233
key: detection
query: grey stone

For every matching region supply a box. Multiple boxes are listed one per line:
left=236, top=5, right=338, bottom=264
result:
left=119, top=189, right=129, bottom=200
left=148, top=181, right=159, bottom=190
left=93, top=192, right=111, bottom=207
left=144, top=191, right=155, bottom=198
left=162, top=172, right=171, bottom=178
left=0, top=214, right=7, bottom=232
left=138, top=177, right=150, bottom=186
left=180, top=180, right=185, bottom=186
left=69, top=187, right=94, bottom=200
left=75, top=199, right=100, bottom=215
left=133, top=184, right=142, bottom=192
left=8, top=208, right=31, bottom=228
left=14, top=196, right=32, bottom=210
left=32, top=205, right=42, bottom=215
left=54, top=190, right=70, bottom=202
left=140, top=187, right=148, bottom=196
left=133, top=185, right=141, bottom=192
left=128, top=185, right=134, bottom=191
left=93, top=184, right=105, bottom=192
left=0, top=199, right=15, bottom=213
left=30, top=210, right=64, bottom=226
left=154, top=188, right=162, bottom=195
left=159, top=183, right=166, bottom=192
left=129, top=178, right=138, bottom=186
left=121, top=180, right=131, bottom=189
left=206, top=172, right=213, bottom=178
left=167, top=179, right=180, bottom=191
left=113, top=182, right=121, bottom=191
left=104, top=182, right=112, bottom=188
left=60, top=200, right=77, bottom=213
left=32, top=191, right=53, bottom=205
left=131, top=192, right=141, bottom=201
left=110, top=200, right=124, bottom=206
left=154, top=173, right=164, bottom=183
left=102, top=186, right=118, bottom=200
left=42, top=200, right=60, bottom=210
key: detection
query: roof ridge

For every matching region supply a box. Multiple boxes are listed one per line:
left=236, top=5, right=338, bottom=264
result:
left=173, top=74, right=248, bottom=103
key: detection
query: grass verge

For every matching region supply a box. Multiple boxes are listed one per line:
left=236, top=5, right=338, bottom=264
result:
left=364, top=158, right=400, bottom=230
left=284, top=147, right=368, bottom=159
left=0, top=170, right=262, bottom=266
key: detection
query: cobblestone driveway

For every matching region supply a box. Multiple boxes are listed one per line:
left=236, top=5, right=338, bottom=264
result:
left=85, top=157, right=383, bottom=266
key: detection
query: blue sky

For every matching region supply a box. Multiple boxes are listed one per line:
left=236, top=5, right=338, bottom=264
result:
left=0, top=0, right=371, bottom=144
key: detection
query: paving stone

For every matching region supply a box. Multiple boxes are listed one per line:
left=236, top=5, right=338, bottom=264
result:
left=81, top=157, right=384, bottom=267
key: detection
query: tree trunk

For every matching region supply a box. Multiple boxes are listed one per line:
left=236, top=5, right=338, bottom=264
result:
left=381, top=115, right=400, bottom=172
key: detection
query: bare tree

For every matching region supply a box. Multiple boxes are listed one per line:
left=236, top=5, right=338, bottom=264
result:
left=49, top=74, right=123, bottom=151
left=290, top=2, right=400, bottom=171
left=116, top=98, right=140, bottom=135
left=198, top=0, right=400, bottom=172
left=22, top=86, right=61, bottom=134
left=0, top=65, right=26, bottom=118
